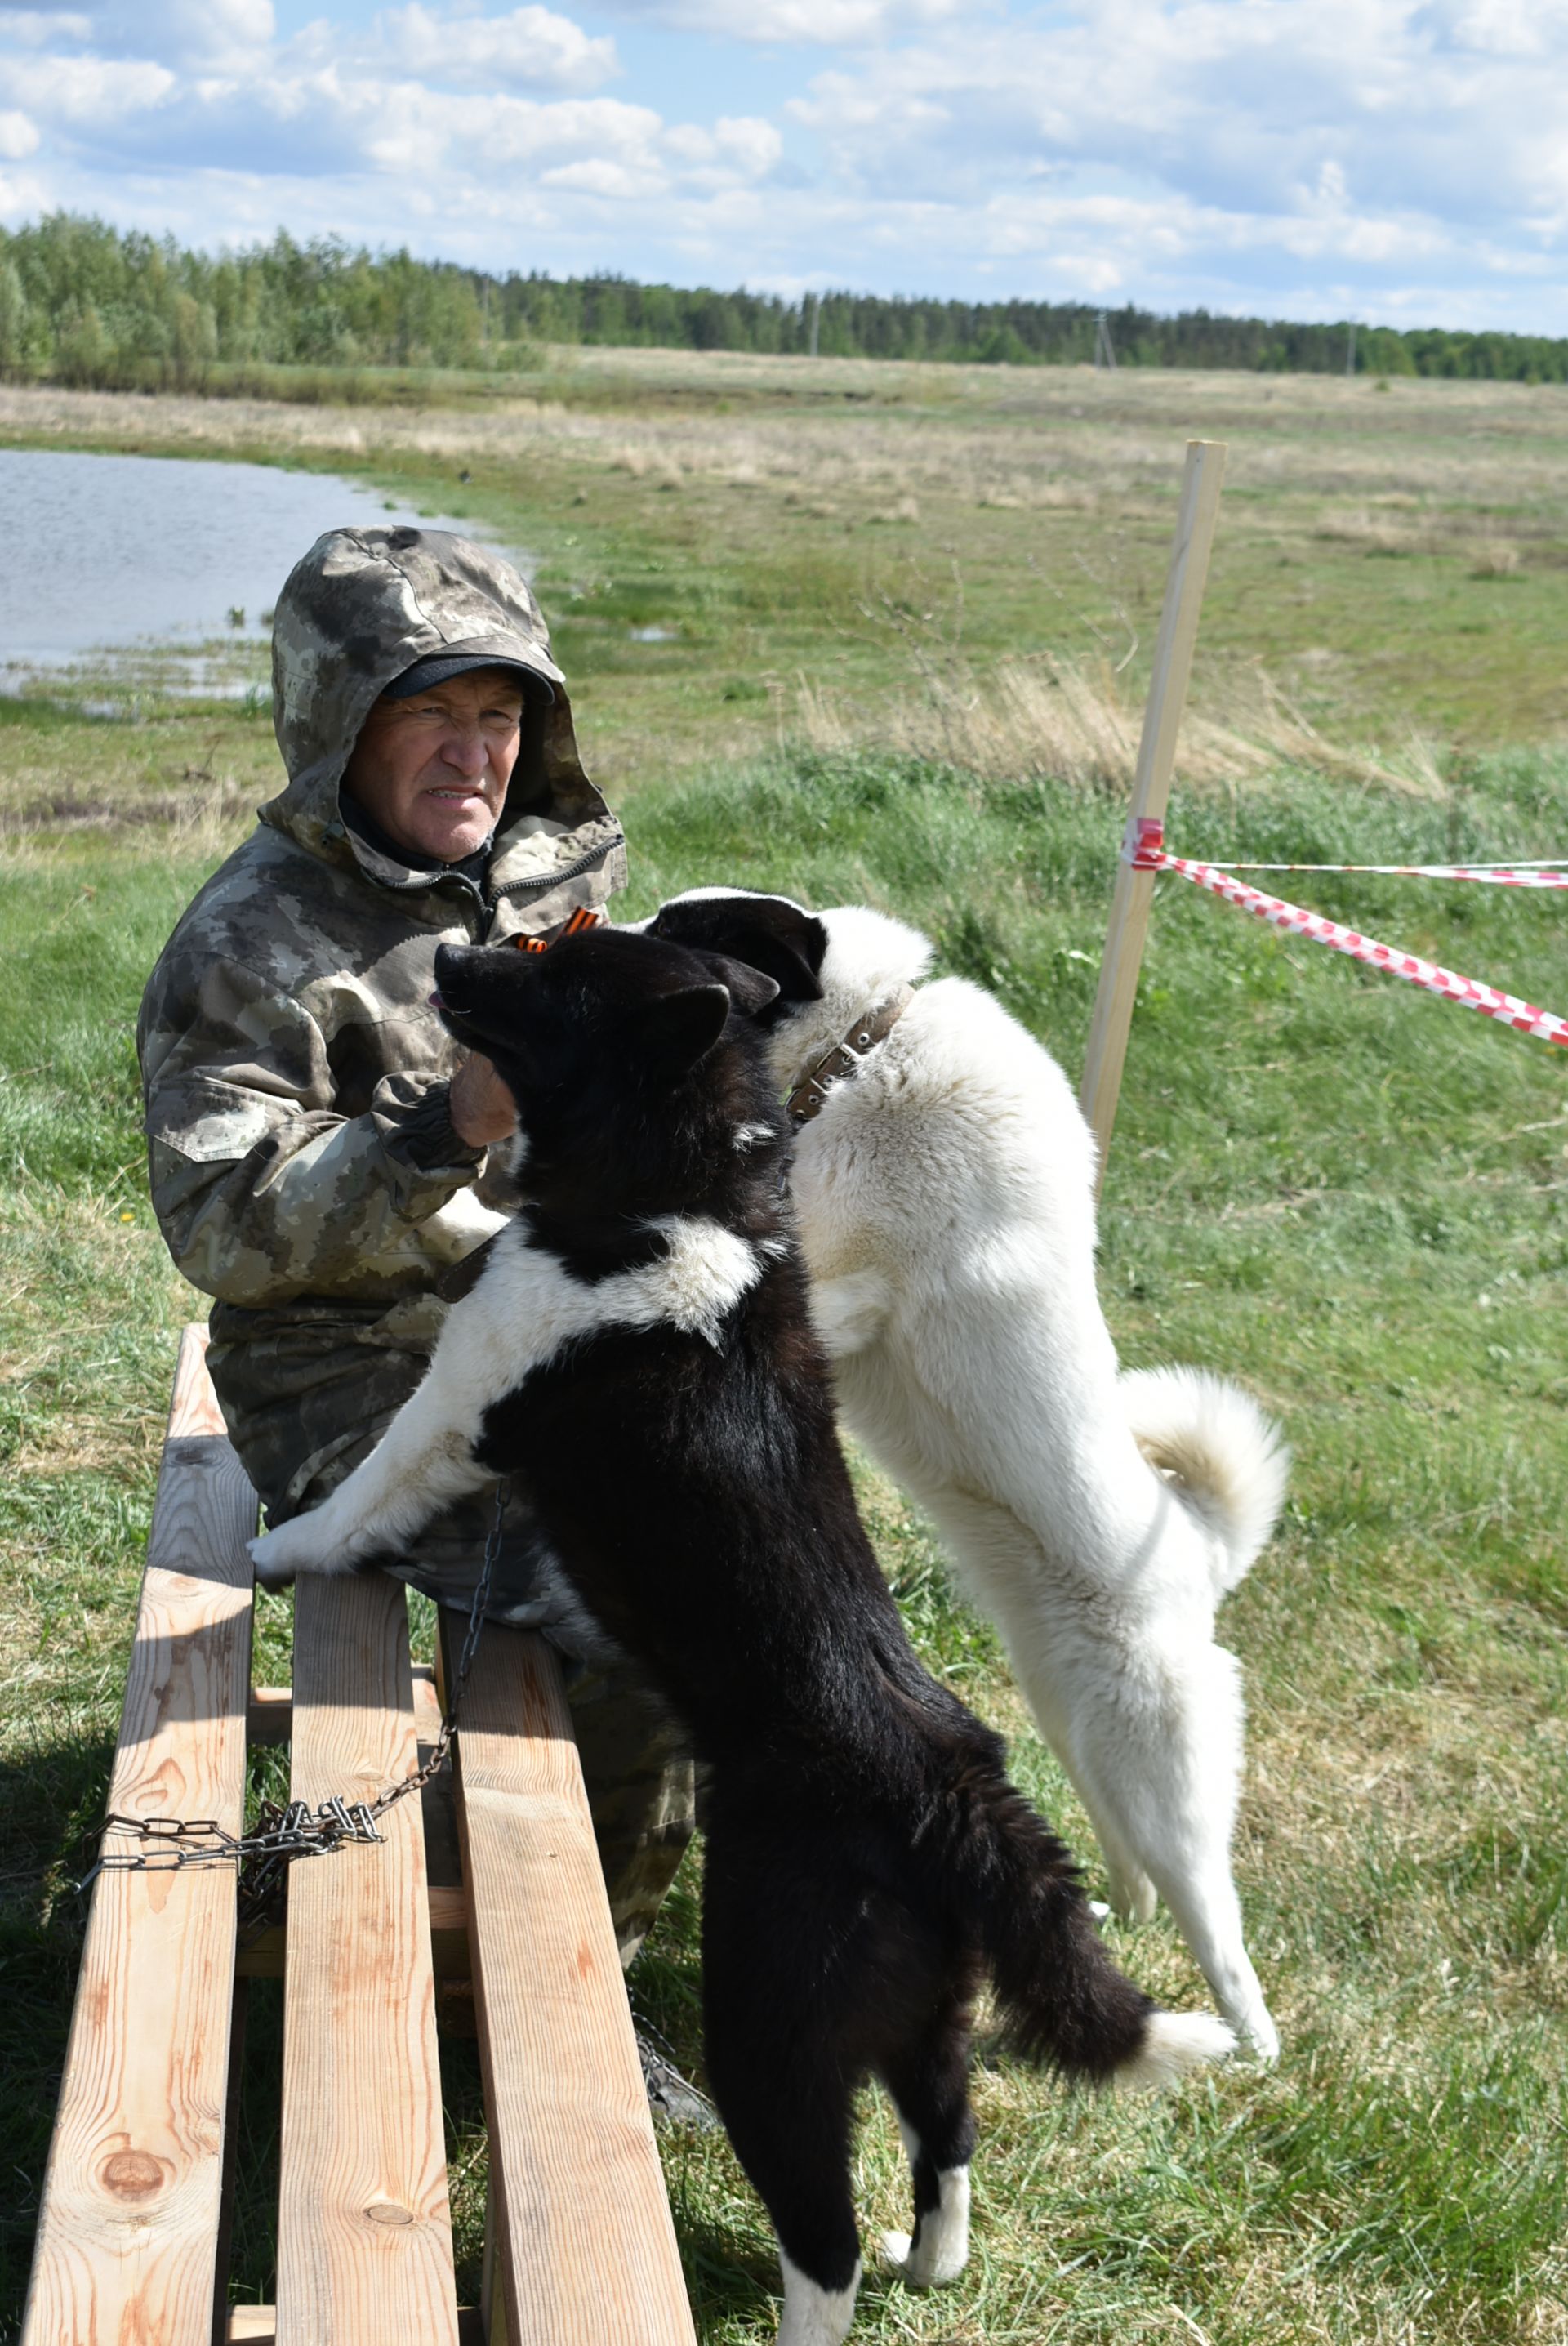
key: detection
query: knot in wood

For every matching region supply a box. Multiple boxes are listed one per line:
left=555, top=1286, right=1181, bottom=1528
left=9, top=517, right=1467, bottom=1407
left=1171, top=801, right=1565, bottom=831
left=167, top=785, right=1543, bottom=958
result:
left=100, top=2148, right=167, bottom=2199
left=363, top=2199, right=415, bottom=2227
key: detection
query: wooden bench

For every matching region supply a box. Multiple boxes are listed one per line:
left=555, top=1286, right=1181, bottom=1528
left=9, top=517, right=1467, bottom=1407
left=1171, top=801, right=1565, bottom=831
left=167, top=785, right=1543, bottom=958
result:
left=22, top=1325, right=697, bottom=2346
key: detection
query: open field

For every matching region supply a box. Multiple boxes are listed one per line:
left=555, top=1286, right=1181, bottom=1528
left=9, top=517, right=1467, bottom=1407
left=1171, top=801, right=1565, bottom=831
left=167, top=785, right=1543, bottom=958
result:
left=7, top=354, right=1568, bottom=772
left=2, top=354, right=1567, bottom=2342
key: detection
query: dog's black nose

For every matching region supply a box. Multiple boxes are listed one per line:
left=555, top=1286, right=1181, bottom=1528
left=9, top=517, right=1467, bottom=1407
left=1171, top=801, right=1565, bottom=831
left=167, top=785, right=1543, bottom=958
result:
left=433, top=943, right=478, bottom=1009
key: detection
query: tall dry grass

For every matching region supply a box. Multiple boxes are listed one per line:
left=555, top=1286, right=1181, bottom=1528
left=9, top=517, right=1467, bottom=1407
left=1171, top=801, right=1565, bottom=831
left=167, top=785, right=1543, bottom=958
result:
left=9, top=372, right=1568, bottom=515
left=797, top=651, right=1447, bottom=797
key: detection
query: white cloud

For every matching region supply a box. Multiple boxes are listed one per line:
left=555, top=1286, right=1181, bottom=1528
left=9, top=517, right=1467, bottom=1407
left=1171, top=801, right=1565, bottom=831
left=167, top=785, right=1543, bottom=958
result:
left=376, top=2, right=618, bottom=92
left=612, top=0, right=974, bottom=39
left=11, top=0, right=278, bottom=69
left=0, top=164, right=51, bottom=224
left=140, top=0, right=276, bottom=68
left=7, top=49, right=782, bottom=213
left=1, top=0, right=1567, bottom=332
left=2, top=53, right=176, bottom=123
left=0, top=107, right=41, bottom=157
left=0, top=10, right=92, bottom=42
left=713, top=114, right=782, bottom=173
left=1414, top=0, right=1568, bottom=56
left=786, top=0, right=1568, bottom=253
left=437, top=89, right=666, bottom=169
left=540, top=153, right=651, bottom=193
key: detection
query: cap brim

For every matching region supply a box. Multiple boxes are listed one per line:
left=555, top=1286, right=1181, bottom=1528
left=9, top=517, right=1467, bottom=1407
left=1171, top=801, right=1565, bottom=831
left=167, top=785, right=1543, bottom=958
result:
left=382, top=653, right=555, bottom=705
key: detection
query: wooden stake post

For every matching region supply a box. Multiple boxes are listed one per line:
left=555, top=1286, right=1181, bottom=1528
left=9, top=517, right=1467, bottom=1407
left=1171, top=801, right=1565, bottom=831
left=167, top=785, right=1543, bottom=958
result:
left=1079, top=438, right=1227, bottom=1181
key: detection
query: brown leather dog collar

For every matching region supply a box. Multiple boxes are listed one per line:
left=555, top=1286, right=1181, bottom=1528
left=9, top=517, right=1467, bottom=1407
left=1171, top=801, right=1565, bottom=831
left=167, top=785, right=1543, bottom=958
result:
left=786, top=985, right=915, bottom=1125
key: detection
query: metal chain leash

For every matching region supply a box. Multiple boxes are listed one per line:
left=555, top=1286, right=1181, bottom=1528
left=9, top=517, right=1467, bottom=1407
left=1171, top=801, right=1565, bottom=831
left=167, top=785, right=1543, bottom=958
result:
left=77, top=1480, right=510, bottom=1933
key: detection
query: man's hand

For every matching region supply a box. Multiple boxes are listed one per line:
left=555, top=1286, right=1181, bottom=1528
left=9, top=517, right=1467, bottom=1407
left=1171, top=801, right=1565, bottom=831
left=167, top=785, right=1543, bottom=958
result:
left=449, top=1052, right=518, bottom=1147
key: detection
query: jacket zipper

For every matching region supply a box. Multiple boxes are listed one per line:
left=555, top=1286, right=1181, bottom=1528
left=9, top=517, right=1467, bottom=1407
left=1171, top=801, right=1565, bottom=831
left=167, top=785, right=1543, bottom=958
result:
left=491, top=830, right=626, bottom=905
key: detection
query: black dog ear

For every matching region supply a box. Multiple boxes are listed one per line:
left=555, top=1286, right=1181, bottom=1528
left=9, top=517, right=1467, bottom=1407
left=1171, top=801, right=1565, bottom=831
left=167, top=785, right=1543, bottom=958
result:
left=631, top=982, right=733, bottom=1082
left=700, top=953, right=782, bottom=1019
left=649, top=895, right=826, bottom=1005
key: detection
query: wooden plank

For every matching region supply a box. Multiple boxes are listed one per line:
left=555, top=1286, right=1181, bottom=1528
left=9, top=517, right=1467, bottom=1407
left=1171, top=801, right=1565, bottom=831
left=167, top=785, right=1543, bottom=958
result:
left=22, top=1325, right=256, bottom=2346
left=238, top=1666, right=469, bottom=1979
left=226, top=2306, right=277, bottom=2341
left=1079, top=437, right=1227, bottom=1180
left=247, top=1665, right=440, bottom=1749
left=274, top=1570, right=460, bottom=2346
left=451, top=1622, right=696, bottom=2346
left=236, top=1882, right=470, bottom=1982
left=245, top=1687, right=292, bottom=1745
left=225, top=2305, right=484, bottom=2341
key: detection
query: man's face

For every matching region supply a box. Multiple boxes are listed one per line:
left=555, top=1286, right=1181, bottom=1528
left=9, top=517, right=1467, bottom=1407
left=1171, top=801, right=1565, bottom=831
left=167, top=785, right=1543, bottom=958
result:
left=343, top=668, right=526, bottom=863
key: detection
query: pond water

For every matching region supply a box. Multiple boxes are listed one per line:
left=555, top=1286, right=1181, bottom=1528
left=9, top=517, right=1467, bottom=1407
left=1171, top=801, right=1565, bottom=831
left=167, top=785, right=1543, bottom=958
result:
left=0, top=448, right=517, bottom=701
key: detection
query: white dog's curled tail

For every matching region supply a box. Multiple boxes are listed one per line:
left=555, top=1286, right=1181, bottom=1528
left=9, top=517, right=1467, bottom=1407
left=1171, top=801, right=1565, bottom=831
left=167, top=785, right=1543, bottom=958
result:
left=1120, top=1366, right=1289, bottom=1599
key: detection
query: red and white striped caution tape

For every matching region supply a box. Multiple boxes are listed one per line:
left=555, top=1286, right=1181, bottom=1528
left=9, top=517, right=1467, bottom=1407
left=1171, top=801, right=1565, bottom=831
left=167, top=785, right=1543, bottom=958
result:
left=1123, top=818, right=1568, bottom=1049
left=1189, top=857, right=1568, bottom=888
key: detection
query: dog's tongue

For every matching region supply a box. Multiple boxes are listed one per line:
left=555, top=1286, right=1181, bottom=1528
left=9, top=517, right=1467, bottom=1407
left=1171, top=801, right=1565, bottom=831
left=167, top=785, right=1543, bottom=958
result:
left=428, top=990, right=444, bottom=1010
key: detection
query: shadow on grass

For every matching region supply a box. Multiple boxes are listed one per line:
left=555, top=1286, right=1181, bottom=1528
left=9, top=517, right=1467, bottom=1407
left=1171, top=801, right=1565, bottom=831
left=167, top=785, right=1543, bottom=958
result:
left=670, top=2206, right=780, bottom=2335
left=0, top=1730, right=115, bottom=2326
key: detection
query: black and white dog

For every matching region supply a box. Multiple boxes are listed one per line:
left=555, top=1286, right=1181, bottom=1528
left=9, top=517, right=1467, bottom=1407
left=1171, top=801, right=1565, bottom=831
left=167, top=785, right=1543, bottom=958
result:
left=252, top=927, right=1232, bottom=2345
left=643, top=890, right=1288, bottom=2061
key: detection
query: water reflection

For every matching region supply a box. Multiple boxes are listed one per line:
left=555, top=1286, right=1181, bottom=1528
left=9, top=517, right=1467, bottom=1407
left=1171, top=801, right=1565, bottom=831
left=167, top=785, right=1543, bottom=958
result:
left=0, top=448, right=519, bottom=702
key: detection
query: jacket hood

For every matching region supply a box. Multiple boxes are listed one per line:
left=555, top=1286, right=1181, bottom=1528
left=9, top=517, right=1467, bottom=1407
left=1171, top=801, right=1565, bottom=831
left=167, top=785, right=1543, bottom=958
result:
left=261, top=526, right=617, bottom=900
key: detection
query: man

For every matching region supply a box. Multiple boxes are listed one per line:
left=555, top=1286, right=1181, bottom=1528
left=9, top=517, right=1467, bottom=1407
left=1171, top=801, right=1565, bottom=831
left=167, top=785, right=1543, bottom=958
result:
left=137, top=526, right=696, bottom=1993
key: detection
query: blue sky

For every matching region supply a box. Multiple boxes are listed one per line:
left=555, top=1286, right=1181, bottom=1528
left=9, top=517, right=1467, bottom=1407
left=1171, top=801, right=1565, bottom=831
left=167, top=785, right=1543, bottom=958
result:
left=2, top=1, right=1566, bottom=332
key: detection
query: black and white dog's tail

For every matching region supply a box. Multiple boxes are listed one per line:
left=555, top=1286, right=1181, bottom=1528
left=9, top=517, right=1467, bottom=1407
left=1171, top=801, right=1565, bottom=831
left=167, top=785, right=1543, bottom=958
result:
left=930, top=1764, right=1235, bottom=2087
left=1122, top=1364, right=1290, bottom=1600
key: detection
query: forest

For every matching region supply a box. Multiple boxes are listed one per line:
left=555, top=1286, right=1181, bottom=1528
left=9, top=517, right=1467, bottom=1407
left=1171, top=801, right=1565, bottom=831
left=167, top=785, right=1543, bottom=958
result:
left=2, top=211, right=1564, bottom=390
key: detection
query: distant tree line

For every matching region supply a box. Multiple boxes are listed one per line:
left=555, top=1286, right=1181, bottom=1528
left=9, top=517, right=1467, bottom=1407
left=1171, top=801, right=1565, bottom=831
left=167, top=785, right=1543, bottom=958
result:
left=2, top=213, right=1565, bottom=390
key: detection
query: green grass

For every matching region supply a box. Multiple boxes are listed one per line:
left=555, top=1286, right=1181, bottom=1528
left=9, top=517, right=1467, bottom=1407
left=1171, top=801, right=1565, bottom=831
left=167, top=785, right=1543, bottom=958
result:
left=11, top=358, right=1568, bottom=759
left=4, top=736, right=1566, bottom=2339
left=3, top=355, right=1567, bottom=2338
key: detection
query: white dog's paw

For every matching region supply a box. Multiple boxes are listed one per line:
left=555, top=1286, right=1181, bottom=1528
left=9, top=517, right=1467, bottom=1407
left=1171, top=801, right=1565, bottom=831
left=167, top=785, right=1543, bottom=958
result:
left=250, top=1514, right=346, bottom=1587
left=880, top=2226, right=967, bottom=2290
left=1235, top=2008, right=1281, bottom=2065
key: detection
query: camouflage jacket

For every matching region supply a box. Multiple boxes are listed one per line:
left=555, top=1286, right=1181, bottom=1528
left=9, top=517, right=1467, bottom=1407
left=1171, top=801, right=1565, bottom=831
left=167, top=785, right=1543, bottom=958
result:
left=137, top=528, right=626, bottom=1520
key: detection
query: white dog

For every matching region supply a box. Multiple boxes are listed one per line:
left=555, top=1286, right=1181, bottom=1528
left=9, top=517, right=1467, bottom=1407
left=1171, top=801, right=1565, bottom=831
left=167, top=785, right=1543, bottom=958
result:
left=646, top=890, right=1289, bottom=2060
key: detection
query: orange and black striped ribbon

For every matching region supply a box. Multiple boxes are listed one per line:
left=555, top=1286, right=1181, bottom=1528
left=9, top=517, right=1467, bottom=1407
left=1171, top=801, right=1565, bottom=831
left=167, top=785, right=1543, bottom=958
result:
left=515, top=906, right=604, bottom=953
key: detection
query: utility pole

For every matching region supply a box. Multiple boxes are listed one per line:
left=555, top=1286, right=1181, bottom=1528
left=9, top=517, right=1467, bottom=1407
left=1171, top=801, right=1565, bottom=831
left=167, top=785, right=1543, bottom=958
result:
left=1094, top=310, right=1116, bottom=369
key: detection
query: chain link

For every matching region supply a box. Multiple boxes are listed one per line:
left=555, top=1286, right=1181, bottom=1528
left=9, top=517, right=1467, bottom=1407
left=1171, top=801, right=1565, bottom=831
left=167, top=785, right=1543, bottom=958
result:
left=78, top=1479, right=511, bottom=1933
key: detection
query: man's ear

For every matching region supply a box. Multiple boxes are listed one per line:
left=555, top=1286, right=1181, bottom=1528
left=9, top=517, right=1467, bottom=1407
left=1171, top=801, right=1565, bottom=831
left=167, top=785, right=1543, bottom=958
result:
left=633, top=983, right=733, bottom=1082
left=701, top=953, right=782, bottom=1019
